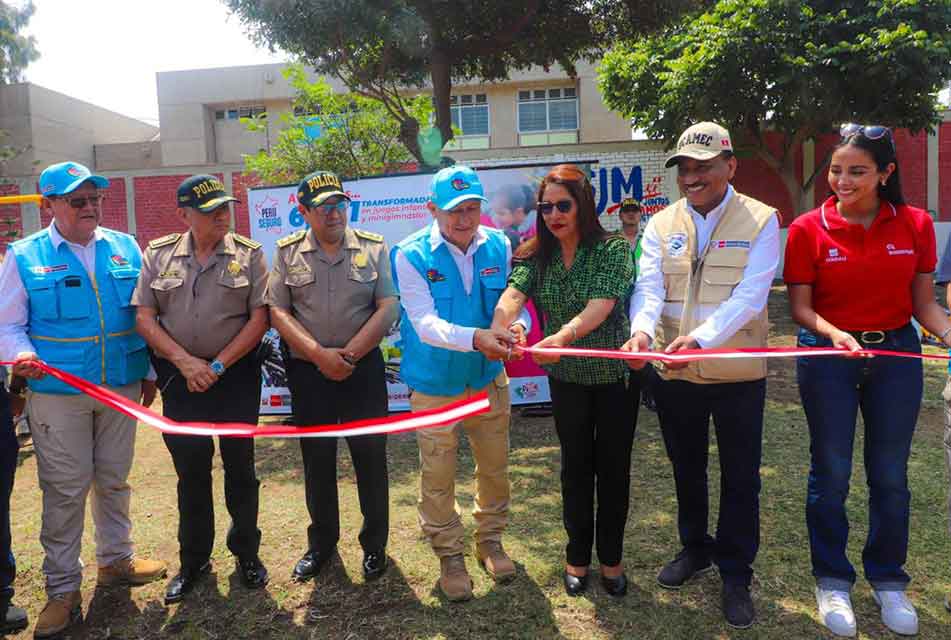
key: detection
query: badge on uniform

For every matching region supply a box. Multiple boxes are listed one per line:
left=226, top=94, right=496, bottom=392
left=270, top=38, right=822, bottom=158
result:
left=667, top=232, right=688, bottom=257
left=354, top=253, right=368, bottom=268
left=227, top=260, right=242, bottom=276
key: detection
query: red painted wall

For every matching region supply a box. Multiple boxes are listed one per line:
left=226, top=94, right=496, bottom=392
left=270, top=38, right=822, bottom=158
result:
left=940, top=123, right=951, bottom=222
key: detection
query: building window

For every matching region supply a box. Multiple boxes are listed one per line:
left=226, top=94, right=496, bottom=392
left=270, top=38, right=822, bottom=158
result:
left=215, top=105, right=266, bottom=121
left=517, top=87, right=577, bottom=133
left=449, top=93, right=489, bottom=136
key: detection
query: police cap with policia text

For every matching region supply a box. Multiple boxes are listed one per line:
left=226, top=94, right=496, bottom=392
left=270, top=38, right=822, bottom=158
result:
left=297, top=170, right=349, bottom=208
left=176, top=174, right=240, bottom=213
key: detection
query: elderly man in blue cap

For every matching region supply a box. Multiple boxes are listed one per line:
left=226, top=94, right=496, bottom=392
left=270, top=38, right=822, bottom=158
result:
left=0, top=162, right=166, bottom=638
left=392, top=165, right=529, bottom=602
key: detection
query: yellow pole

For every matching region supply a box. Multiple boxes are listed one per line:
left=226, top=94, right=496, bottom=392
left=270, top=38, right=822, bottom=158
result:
left=0, top=194, right=41, bottom=206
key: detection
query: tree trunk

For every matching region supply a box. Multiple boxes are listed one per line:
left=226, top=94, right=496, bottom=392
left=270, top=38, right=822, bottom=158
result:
left=398, top=117, right=424, bottom=166
left=430, top=48, right=454, bottom=152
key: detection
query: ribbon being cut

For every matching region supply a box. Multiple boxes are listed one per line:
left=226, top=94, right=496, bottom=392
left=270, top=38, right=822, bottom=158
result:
left=4, top=344, right=947, bottom=438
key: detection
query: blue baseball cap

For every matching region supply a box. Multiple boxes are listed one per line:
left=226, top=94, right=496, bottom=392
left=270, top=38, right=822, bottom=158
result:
left=430, top=165, right=487, bottom=211
left=39, top=162, right=109, bottom=196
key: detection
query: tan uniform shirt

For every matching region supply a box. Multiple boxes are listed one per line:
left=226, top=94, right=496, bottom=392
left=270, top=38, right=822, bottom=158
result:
left=267, top=227, right=396, bottom=357
left=132, top=231, right=268, bottom=359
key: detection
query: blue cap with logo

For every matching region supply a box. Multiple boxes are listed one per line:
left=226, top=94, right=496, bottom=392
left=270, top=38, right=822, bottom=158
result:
left=430, top=165, right=488, bottom=211
left=39, top=161, right=109, bottom=197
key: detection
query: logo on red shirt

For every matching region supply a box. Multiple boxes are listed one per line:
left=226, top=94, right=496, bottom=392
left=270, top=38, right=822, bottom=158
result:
left=825, top=247, right=846, bottom=263
left=885, top=243, right=914, bottom=256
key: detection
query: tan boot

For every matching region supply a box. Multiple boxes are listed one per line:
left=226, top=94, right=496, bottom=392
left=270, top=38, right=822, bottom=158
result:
left=97, top=556, right=168, bottom=586
left=439, top=554, right=473, bottom=602
left=476, top=540, right=516, bottom=582
left=34, top=591, right=81, bottom=639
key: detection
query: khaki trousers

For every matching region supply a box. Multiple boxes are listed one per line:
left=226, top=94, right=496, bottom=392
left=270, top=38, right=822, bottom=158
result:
left=27, top=382, right=140, bottom=595
left=943, top=378, right=951, bottom=537
left=411, top=372, right=511, bottom=558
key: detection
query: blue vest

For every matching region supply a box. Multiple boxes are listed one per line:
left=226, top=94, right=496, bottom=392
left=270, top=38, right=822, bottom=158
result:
left=392, top=225, right=506, bottom=396
left=11, top=227, right=149, bottom=394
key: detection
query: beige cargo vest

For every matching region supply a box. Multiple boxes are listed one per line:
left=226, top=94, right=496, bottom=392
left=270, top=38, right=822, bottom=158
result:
left=652, top=191, right=775, bottom=383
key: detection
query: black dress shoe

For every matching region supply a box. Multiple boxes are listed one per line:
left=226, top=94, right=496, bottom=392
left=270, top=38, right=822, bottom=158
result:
left=656, top=549, right=713, bottom=589
left=236, top=557, right=269, bottom=589
left=291, top=549, right=334, bottom=582
left=362, top=550, right=388, bottom=581
left=600, top=573, right=628, bottom=597
left=563, top=571, right=589, bottom=597
left=0, top=602, right=28, bottom=634
left=164, top=561, right=212, bottom=604
left=722, top=582, right=755, bottom=629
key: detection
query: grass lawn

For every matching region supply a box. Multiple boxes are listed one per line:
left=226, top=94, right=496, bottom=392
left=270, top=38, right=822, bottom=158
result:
left=8, top=286, right=951, bottom=639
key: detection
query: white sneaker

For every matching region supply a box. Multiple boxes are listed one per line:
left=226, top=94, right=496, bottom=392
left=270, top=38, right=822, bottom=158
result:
left=816, top=587, right=857, bottom=637
left=873, top=590, right=918, bottom=636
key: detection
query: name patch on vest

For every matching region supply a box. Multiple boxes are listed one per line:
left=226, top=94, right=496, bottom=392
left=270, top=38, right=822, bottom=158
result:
left=479, top=266, right=500, bottom=277
left=30, top=264, right=68, bottom=275
left=713, top=240, right=751, bottom=249
left=667, top=232, right=688, bottom=257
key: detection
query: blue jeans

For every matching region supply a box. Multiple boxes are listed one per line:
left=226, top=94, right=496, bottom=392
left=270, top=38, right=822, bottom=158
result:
left=797, top=324, right=922, bottom=592
left=0, top=385, right=18, bottom=607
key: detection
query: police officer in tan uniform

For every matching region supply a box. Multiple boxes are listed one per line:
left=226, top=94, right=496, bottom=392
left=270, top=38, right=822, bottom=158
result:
left=268, top=170, right=399, bottom=584
left=133, top=175, right=270, bottom=604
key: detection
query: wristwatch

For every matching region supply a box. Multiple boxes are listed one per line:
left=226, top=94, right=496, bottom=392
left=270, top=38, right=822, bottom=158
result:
left=210, top=359, right=226, bottom=376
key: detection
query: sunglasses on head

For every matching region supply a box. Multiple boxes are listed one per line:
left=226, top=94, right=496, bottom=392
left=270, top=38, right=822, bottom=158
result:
left=57, top=194, right=104, bottom=209
left=537, top=199, right=573, bottom=216
left=840, top=123, right=895, bottom=148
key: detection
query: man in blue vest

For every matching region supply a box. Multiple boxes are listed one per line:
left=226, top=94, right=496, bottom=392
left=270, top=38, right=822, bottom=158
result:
left=392, top=165, right=527, bottom=602
left=0, top=162, right=166, bottom=638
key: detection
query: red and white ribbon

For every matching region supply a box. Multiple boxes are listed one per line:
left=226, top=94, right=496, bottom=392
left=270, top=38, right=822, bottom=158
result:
left=517, top=345, right=951, bottom=362
left=1, top=361, right=490, bottom=438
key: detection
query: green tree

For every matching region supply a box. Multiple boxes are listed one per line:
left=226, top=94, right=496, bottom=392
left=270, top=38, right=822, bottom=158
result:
left=242, top=65, right=433, bottom=184
left=0, top=1, right=38, bottom=83
left=224, top=0, right=699, bottom=166
left=599, top=0, right=951, bottom=214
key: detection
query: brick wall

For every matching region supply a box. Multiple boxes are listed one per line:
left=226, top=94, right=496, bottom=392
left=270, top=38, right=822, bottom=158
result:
left=940, top=123, right=951, bottom=221
left=0, top=184, right=22, bottom=252
left=894, top=128, right=928, bottom=211
left=132, top=174, right=191, bottom=246
left=231, top=172, right=264, bottom=238
left=100, top=177, right=128, bottom=233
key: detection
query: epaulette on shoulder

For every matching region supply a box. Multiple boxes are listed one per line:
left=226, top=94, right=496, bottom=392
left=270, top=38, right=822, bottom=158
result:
left=148, top=233, right=181, bottom=249
left=276, top=230, right=307, bottom=248
left=354, top=229, right=384, bottom=243
left=233, top=233, right=262, bottom=249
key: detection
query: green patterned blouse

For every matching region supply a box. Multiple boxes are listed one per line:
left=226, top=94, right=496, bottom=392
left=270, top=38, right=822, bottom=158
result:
left=508, top=235, right=634, bottom=384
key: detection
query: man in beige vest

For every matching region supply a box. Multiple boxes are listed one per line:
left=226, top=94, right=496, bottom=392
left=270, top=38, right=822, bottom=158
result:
left=622, top=122, right=779, bottom=629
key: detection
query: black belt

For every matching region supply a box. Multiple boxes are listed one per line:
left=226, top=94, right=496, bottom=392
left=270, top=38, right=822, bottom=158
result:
left=846, top=324, right=912, bottom=345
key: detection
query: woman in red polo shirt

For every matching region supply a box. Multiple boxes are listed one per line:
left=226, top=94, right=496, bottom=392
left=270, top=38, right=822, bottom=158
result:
left=784, top=125, right=951, bottom=638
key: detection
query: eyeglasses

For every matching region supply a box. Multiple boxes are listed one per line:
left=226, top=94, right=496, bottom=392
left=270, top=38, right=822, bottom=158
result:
left=314, top=200, right=348, bottom=215
left=56, top=194, right=104, bottom=209
left=840, top=123, right=895, bottom=148
left=537, top=200, right=574, bottom=216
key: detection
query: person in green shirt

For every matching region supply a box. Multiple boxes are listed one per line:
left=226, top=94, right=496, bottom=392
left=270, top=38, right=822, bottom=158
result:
left=491, top=164, right=638, bottom=598
left=619, top=197, right=643, bottom=273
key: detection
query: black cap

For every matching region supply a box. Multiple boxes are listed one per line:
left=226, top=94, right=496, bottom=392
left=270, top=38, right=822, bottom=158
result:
left=297, top=170, right=348, bottom=208
left=176, top=175, right=239, bottom=213
left=620, top=197, right=641, bottom=211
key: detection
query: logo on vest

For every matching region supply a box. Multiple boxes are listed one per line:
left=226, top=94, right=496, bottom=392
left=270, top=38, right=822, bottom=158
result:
left=714, top=240, right=751, bottom=249
left=885, top=243, right=914, bottom=256
left=479, top=266, right=500, bottom=277
left=825, top=247, right=847, bottom=263
left=110, top=255, right=129, bottom=266
left=425, top=268, right=447, bottom=282
left=667, top=232, right=688, bottom=257
left=30, top=264, right=69, bottom=275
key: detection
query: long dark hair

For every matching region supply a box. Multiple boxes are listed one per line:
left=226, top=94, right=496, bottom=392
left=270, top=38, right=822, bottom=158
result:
left=835, top=130, right=905, bottom=205
left=514, top=164, right=607, bottom=275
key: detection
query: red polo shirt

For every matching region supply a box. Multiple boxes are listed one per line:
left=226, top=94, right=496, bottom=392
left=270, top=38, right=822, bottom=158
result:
left=783, top=196, right=936, bottom=331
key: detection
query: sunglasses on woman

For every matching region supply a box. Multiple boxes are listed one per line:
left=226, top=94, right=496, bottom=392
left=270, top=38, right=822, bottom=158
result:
left=840, top=123, right=895, bottom=149
left=537, top=199, right=573, bottom=216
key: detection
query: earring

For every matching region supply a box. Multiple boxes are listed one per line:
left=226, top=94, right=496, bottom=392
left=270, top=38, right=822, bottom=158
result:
left=880, top=179, right=887, bottom=186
